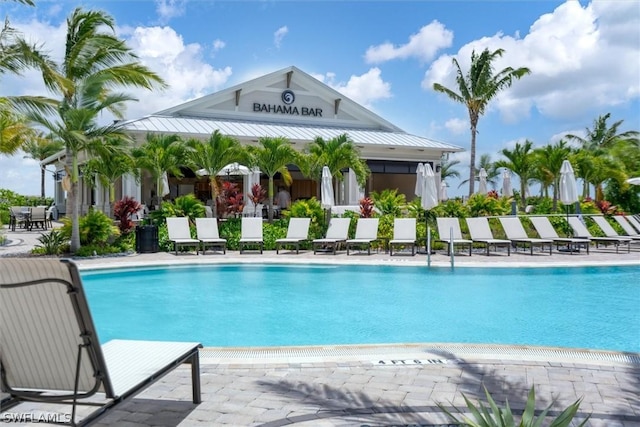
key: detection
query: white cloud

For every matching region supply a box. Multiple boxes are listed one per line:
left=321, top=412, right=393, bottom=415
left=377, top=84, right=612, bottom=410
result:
left=423, top=1, right=640, bottom=123
left=313, top=68, right=392, bottom=108
left=365, top=20, right=453, bottom=64
left=274, top=26, right=288, bottom=49
left=212, top=39, right=226, bottom=52
left=155, top=0, right=186, bottom=24
left=444, top=118, right=467, bottom=135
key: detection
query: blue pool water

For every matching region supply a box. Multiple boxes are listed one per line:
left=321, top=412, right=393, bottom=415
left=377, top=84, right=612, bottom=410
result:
left=81, top=264, right=640, bottom=352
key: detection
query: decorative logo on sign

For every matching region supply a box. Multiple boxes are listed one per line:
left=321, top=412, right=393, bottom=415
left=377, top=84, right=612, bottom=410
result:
left=281, top=90, right=295, bottom=105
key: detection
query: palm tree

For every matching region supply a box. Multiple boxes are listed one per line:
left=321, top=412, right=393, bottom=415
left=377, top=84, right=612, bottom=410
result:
left=0, top=102, right=35, bottom=154
left=533, top=140, right=571, bottom=210
left=439, top=158, right=460, bottom=184
left=186, top=130, right=244, bottom=219
left=12, top=8, right=166, bottom=252
left=458, top=154, right=499, bottom=190
left=495, top=140, right=536, bottom=208
left=247, top=136, right=298, bottom=222
left=300, top=133, right=370, bottom=201
left=432, top=48, right=530, bottom=196
left=21, top=132, right=64, bottom=198
left=132, top=133, right=189, bottom=208
left=83, top=137, right=135, bottom=215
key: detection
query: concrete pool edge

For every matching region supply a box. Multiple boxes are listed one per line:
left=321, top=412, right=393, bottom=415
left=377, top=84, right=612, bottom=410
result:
left=198, top=342, right=640, bottom=366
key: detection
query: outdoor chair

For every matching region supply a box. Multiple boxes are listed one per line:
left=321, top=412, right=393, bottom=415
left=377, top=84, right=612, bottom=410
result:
left=276, top=217, right=311, bottom=254
left=529, top=216, right=590, bottom=254
left=499, top=217, right=553, bottom=255
left=29, top=206, right=48, bottom=231
left=195, top=217, right=227, bottom=254
left=591, top=216, right=639, bottom=243
left=9, top=206, right=28, bottom=231
left=566, top=216, right=631, bottom=253
left=628, top=215, right=640, bottom=232
left=0, top=258, right=202, bottom=427
left=312, top=217, right=351, bottom=254
left=389, top=218, right=417, bottom=256
left=436, top=217, right=473, bottom=256
left=613, top=215, right=640, bottom=237
left=465, top=217, right=511, bottom=256
left=346, top=218, right=379, bottom=255
left=239, top=217, right=264, bottom=253
left=166, top=217, right=200, bottom=255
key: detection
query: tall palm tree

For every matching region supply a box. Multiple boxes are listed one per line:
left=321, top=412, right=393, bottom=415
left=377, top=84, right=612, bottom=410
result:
left=439, top=158, right=460, bottom=184
left=458, top=154, right=499, bottom=190
left=21, top=132, right=64, bottom=198
left=12, top=8, right=166, bottom=252
left=132, top=133, right=189, bottom=208
left=432, top=48, right=530, bottom=196
left=533, top=140, right=571, bottom=210
left=495, top=140, right=536, bottom=208
left=186, top=130, right=244, bottom=219
left=300, top=133, right=370, bottom=202
left=247, top=136, right=298, bottom=222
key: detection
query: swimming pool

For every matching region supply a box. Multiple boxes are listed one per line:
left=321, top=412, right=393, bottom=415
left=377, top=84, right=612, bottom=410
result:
left=82, top=264, right=640, bottom=352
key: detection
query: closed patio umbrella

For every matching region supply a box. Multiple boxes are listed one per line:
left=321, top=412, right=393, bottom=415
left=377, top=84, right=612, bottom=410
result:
left=321, top=166, right=335, bottom=209
left=559, top=160, right=579, bottom=230
left=440, top=181, right=448, bottom=201
left=478, top=168, right=488, bottom=194
left=415, top=163, right=425, bottom=198
left=502, top=170, right=513, bottom=198
left=161, top=172, right=170, bottom=197
left=421, top=163, right=439, bottom=211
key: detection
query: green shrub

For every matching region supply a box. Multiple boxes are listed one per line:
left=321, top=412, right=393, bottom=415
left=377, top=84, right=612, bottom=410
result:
left=286, top=197, right=325, bottom=238
left=33, top=230, right=69, bottom=255
left=371, top=189, right=405, bottom=216
left=432, top=199, right=470, bottom=219
left=61, top=209, right=119, bottom=247
left=467, top=193, right=511, bottom=217
left=149, top=194, right=205, bottom=225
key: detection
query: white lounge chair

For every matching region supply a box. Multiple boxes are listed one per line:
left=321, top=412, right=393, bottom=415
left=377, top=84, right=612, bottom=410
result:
left=465, top=217, right=511, bottom=256
left=239, top=217, right=264, bottom=253
left=529, top=216, right=590, bottom=254
left=613, top=215, right=640, bottom=237
left=591, top=216, right=638, bottom=243
left=346, top=218, right=379, bottom=255
left=195, top=217, right=227, bottom=254
left=499, top=217, right=553, bottom=255
left=276, top=217, right=311, bottom=254
left=626, top=215, right=640, bottom=233
left=0, top=258, right=202, bottom=426
left=389, top=218, right=417, bottom=256
left=567, top=216, right=631, bottom=253
left=166, top=217, right=200, bottom=255
left=312, top=217, right=351, bottom=254
left=436, top=217, right=472, bottom=256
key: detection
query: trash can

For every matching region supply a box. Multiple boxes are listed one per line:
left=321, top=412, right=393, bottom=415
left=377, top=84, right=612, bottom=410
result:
left=136, top=225, right=158, bottom=253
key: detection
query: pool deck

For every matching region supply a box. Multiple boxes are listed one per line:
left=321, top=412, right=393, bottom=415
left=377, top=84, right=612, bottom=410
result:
left=1, top=225, right=640, bottom=426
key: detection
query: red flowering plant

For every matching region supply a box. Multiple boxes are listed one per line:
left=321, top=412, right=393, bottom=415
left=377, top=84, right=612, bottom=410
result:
left=487, top=190, right=499, bottom=199
left=248, top=183, right=267, bottom=216
left=219, top=181, right=244, bottom=216
left=113, top=196, right=142, bottom=234
left=359, top=197, right=375, bottom=218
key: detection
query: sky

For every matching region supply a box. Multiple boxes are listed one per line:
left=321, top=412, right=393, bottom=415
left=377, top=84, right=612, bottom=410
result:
left=1, top=0, right=639, bottom=198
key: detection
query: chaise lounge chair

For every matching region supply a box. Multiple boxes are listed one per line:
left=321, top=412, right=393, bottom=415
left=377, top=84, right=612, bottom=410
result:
left=276, top=217, right=311, bottom=254
left=465, top=217, right=511, bottom=256
left=567, top=216, right=631, bottom=253
left=499, top=217, right=553, bottom=255
left=613, top=215, right=640, bottom=237
left=346, top=218, right=379, bottom=255
left=436, top=217, right=473, bottom=256
left=195, top=217, right=227, bottom=254
left=626, top=215, right=640, bottom=233
left=239, top=217, right=264, bottom=253
left=0, top=258, right=202, bottom=427
left=529, top=216, right=590, bottom=254
left=166, top=217, right=200, bottom=255
left=389, top=218, right=417, bottom=256
left=312, top=217, right=351, bottom=254
left=591, top=216, right=638, bottom=243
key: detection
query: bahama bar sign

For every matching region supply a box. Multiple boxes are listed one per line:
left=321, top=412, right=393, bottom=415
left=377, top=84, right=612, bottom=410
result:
left=252, top=89, right=323, bottom=117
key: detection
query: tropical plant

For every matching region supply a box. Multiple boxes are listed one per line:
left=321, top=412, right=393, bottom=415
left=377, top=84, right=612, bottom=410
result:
left=152, top=194, right=205, bottom=225
left=13, top=8, right=166, bottom=253
left=246, top=136, right=298, bottom=222
left=286, top=197, right=325, bottom=237
left=33, top=229, right=68, bottom=255
left=433, top=47, right=530, bottom=196
left=532, top=140, right=571, bottom=210
left=113, top=196, right=142, bottom=234
left=133, top=133, right=189, bottom=208
left=359, top=197, right=375, bottom=218
left=459, top=153, right=500, bottom=191
left=248, top=183, right=267, bottom=216
left=370, top=188, right=405, bottom=216
left=60, top=209, right=119, bottom=246
left=21, top=132, right=64, bottom=198
left=0, top=102, right=35, bottom=155
left=495, top=140, right=536, bottom=208
left=219, top=181, right=244, bottom=216
left=466, top=193, right=511, bottom=217
left=439, top=385, right=589, bottom=427
left=439, top=158, right=461, bottom=182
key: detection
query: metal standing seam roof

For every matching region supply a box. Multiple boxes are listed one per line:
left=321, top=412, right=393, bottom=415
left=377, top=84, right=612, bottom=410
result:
left=120, top=115, right=464, bottom=152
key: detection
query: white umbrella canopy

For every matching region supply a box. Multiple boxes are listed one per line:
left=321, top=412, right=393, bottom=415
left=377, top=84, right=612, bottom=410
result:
left=559, top=160, right=579, bottom=206
left=414, top=163, right=425, bottom=198
left=217, top=162, right=251, bottom=176
left=420, top=163, right=439, bottom=210
left=160, top=172, right=170, bottom=197
left=320, top=166, right=335, bottom=209
left=502, top=170, right=513, bottom=198
left=478, top=168, right=488, bottom=194
left=440, top=181, right=448, bottom=201
left=626, top=177, right=640, bottom=185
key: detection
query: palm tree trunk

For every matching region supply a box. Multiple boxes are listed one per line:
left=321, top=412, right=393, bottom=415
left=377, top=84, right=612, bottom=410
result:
left=66, top=147, right=81, bottom=252
left=267, top=176, right=274, bottom=223
left=468, top=116, right=478, bottom=197
left=210, top=177, right=218, bottom=219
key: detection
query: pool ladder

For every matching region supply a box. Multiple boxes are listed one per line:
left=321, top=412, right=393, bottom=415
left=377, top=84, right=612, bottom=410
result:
left=426, top=227, right=455, bottom=268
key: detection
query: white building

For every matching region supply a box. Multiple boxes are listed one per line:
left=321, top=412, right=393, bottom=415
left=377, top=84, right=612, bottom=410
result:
left=44, top=66, right=463, bottom=215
